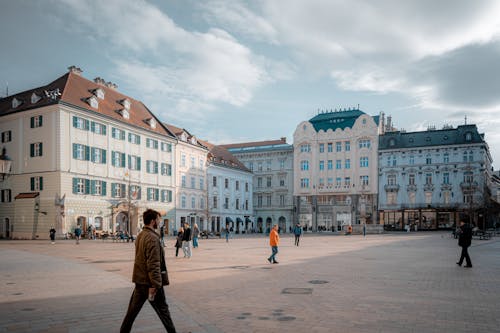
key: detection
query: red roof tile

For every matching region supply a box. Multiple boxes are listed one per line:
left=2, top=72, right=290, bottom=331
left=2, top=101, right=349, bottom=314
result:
left=219, top=137, right=287, bottom=149
left=198, top=139, right=250, bottom=172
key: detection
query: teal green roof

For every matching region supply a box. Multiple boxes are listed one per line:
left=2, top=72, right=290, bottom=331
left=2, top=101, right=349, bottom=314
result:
left=309, top=109, right=378, bottom=132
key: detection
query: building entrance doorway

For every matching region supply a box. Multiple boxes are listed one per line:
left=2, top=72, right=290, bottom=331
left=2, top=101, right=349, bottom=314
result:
left=116, top=212, right=129, bottom=233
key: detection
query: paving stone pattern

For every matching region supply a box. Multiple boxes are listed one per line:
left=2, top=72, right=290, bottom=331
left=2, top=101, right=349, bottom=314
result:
left=1, top=232, right=499, bottom=332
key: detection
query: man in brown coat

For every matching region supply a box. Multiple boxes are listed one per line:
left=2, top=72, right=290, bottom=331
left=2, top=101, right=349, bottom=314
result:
left=120, top=209, right=176, bottom=332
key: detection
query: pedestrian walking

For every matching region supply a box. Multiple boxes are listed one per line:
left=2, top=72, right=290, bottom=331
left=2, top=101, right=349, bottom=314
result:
left=175, top=227, right=184, bottom=257
left=182, top=223, right=192, bottom=258
left=293, top=223, right=302, bottom=246
left=192, top=223, right=200, bottom=248
left=363, top=223, right=366, bottom=237
left=160, top=222, right=165, bottom=247
left=120, top=209, right=176, bottom=333
left=49, top=227, right=56, bottom=244
left=74, top=225, right=82, bottom=244
left=456, top=220, right=473, bottom=268
left=225, top=223, right=230, bottom=243
left=267, top=224, right=280, bottom=264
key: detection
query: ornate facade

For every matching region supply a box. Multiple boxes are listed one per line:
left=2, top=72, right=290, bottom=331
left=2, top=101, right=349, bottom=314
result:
left=293, top=109, right=380, bottom=231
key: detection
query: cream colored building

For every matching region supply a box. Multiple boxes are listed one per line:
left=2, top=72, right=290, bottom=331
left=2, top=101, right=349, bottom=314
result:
left=0, top=67, right=176, bottom=239
left=293, top=108, right=380, bottom=232
left=164, top=124, right=208, bottom=233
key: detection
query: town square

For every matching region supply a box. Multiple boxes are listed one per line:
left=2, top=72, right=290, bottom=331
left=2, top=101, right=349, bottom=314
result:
left=1, top=1, right=500, bottom=332
left=1, top=233, right=499, bottom=333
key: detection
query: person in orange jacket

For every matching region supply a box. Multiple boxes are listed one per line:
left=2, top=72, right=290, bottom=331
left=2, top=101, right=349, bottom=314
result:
left=267, top=224, right=280, bottom=264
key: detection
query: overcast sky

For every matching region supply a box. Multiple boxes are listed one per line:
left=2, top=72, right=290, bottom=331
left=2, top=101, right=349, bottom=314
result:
left=1, top=0, right=500, bottom=168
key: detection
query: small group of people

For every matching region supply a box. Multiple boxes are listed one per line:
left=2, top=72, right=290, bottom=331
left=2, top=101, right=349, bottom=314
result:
left=174, top=223, right=199, bottom=258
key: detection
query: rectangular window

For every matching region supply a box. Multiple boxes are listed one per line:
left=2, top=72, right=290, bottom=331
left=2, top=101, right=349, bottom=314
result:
left=257, top=195, right=262, bottom=207
left=345, top=159, right=350, bottom=169
left=112, top=183, right=126, bottom=198
left=360, top=175, right=369, bottom=186
left=426, top=156, right=432, bottom=164
left=319, top=143, right=324, bottom=153
left=327, top=143, right=333, bottom=152
left=91, top=147, right=107, bottom=164
left=30, top=176, right=44, bottom=191
left=147, top=188, right=159, bottom=201
left=300, top=160, right=309, bottom=171
left=319, top=178, right=324, bottom=186
left=225, top=178, right=229, bottom=189
left=146, top=160, right=158, bottom=174
left=236, top=198, right=240, bottom=210
left=200, top=178, right=204, bottom=190
left=112, top=152, right=126, bottom=168
left=191, top=177, right=195, bottom=189
left=111, top=127, right=125, bottom=140
left=224, top=197, right=229, bottom=209
left=191, top=156, right=196, bottom=168
left=213, top=196, right=218, bottom=209
left=30, top=142, right=43, bottom=157
left=266, top=160, right=272, bottom=171
left=426, top=173, right=433, bottom=185
left=146, top=138, right=159, bottom=149
left=319, top=160, right=324, bottom=171
left=409, top=174, right=415, bottom=185
left=336, top=177, right=342, bottom=187
left=280, top=195, right=285, bottom=207
left=30, top=115, right=43, bottom=128
left=327, top=160, right=333, bottom=170
left=199, top=158, right=204, bottom=169
left=300, top=144, right=311, bottom=153
left=245, top=200, right=249, bottom=210
left=267, top=176, right=272, bottom=187
left=300, top=178, right=309, bottom=188
left=345, top=141, right=350, bottom=151
left=236, top=181, right=239, bottom=190
left=213, top=176, right=217, bottom=187
left=128, top=133, right=141, bottom=145
left=128, top=155, right=141, bottom=171
left=336, top=160, right=342, bottom=169
left=409, top=155, right=415, bottom=165
left=181, top=195, right=186, bottom=208
left=336, top=142, right=342, bottom=152
left=73, top=116, right=89, bottom=130
left=161, top=190, right=172, bottom=202
left=360, top=157, right=369, bottom=167
left=181, top=175, right=186, bottom=187
left=279, top=177, right=285, bottom=187
left=344, top=177, right=351, bottom=187
left=279, top=160, right=285, bottom=169
left=266, top=195, right=271, bottom=206
left=327, top=177, right=333, bottom=186
left=359, top=139, right=371, bottom=148
left=257, top=177, right=263, bottom=188
left=181, top=154, right=186, bottom=167
left=161, top=163, right=172, bottom=176
left=1, top=189, right=12, bottom=202
left=91, top=180, right=106, bottom=196
left=73, top=178, right=88, bottom=194
left=245, top=182, right=249, bottom=192
left=91, top=121, right=106, bottom=135
left=443, top=173, right=450, bottom=184
left=191, top=197, right=196, bottom=209
left=160, top=142, right=172, bottom=152
left=387, top=175, right=396, bottom=185
left=1, top=130, right=12, bottom=143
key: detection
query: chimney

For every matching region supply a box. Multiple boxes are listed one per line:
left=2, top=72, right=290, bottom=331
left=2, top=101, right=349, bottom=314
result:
left=280, top=137, right=286, bottom=143
left=94, top=77, right=106, bottom=86
left=68, top=66, right=83, bottom=75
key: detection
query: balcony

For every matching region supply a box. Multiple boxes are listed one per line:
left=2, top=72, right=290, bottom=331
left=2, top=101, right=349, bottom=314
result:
left=384, top=184, right=400, bottom=192
left=440, top=183, right=452, bottom=191
left=423, top=184, right=434, bottom=192
left=406, top=184, right=417, bottom=192
left=460, top=181, right=478, bottom=191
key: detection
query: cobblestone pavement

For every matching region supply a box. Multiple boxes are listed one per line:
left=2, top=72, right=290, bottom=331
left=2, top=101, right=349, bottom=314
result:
left=1, top=232, right=499, bottom=333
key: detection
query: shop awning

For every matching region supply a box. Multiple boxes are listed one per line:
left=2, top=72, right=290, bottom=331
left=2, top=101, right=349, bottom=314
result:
left=225, top=217, right=234, bottom=223
left=236, top=217, right=244, bottom=223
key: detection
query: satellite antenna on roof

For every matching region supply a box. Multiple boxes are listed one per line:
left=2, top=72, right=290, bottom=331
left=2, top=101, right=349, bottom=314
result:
left=5, top=81, right=8, bottom=97
left=464, top=115, right=467, bottom=125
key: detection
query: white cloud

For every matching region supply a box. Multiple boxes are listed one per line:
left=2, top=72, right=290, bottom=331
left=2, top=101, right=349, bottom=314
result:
left=55, top=0, right=269, bottom=108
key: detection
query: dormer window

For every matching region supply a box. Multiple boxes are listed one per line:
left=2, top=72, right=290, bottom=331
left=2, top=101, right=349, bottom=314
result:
left=146, top=118, right=156, bottom=129
left=190, top=137, right=197, bottom=145
left=87, top=96, right=98, bottom=109
left=31, top=93, right=41, bottom=104
left=93, top=88, right=105, bottom=100
left=180, top=133, right=187, bottom=142
left=119, top=109, right=130, bottom=119
left=120, top=99, right=131, bottom=110
left=12, top=98, right=23, bottom=108
left=465, top=132, right=472, bottom=141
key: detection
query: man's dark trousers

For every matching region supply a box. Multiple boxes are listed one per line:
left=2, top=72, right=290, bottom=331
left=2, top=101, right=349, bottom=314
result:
left=120, top=284, right=176, bottom=333
left=458, top=245, right=472, bottom=267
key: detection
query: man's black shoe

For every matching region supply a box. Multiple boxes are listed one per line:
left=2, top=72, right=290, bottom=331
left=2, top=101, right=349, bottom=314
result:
left=267, top=258, right=272, bottom=264
left=464, top=265, right=473, bottom=268
left=456, top=262, right=461, bottom=266
left=273, top=261, right=279, bottom=264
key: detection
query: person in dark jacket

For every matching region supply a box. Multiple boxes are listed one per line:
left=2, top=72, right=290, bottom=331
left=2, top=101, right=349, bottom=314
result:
left=182, top=223, right=192, bottom=258
left=174, top=227, right=184, bottom=257
left=120, top=209, right=176, bottom=333
left=49, top=227, right=56, bottom=244
left=456, top=220, right=473, bottom=268
left=293, top=223, right=302, bottom=246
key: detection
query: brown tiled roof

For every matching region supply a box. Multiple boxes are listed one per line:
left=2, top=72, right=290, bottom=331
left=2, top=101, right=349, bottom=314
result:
left=219, top=137, right=287, bottom=149
left=164, top=122, right=207, bottom=149
left=0, top=70, right=175, bottom=138
left=15, top=192, right=40, bottom=199
left=198, top=139, right=250, bottom=172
